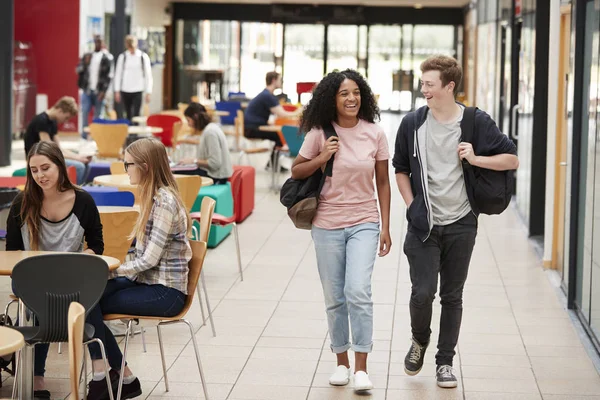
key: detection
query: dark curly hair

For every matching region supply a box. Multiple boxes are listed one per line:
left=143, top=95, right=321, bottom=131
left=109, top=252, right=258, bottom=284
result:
left=300, top=69, right=379, bottom=133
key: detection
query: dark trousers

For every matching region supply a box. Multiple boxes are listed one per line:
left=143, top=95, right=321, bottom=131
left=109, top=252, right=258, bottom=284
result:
left=245, top=127, right=282, bottom=164
left=176, top=167, right=229, bottom=185
left=403, top=212, right=477, bottom=366
left=121, top=91, right=143, bottom=123
left=86, top=277, right=186, bottom=370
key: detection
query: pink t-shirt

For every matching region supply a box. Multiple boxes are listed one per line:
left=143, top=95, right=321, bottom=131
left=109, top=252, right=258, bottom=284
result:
left=299, top=119, right=390, bottom=230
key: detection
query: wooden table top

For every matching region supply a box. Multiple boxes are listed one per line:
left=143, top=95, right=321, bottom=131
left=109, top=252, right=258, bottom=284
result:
left=93, top=174, right=213, bottom=190
left=0, top=251, right=121, bottom=276
left=0, top=326, right=24, bottom=357
left=83, top=126, right=163, bottom=135
left=97, top=205, right=140, bottom=213
left=259, top=125, right=283, bottom=133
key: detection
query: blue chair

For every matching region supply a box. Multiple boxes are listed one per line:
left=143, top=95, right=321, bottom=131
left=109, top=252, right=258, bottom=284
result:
left=88, top=190, right=135, bottom=207
left=215, top=101, right=242, bottom=125
left=92, top=118, right=131, bottom=125
left=281, top=125, right=305, bottom=157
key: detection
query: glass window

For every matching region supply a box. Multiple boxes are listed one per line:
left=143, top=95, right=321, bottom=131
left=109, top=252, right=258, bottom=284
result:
left=240, top=22, right=283, bottom=97
left=283, top=24, right=325, bottom=104
left=327, top=25, right=358, bottom=73
left=368, top=25, right=401, bottom=111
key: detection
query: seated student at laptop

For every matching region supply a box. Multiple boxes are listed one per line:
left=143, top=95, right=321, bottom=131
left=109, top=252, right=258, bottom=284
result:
left=6, top=141, right=103, bottom=400
left=176, top=102, right=232, bottom=185
left=86, top=138, right=192, bottom=400
left=24, top=96, right=92, bottom=184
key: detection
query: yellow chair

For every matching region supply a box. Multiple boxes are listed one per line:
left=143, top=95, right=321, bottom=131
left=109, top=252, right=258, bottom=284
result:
left=109, top=161, right=125, bottom=175
left=67, top=302, right=85, bottom=400
left=174, top=175, right=202, bottom=212
left=89, top=124, right=128, bottom=159
left=99, top=209, right=139, bottom=263
left=103, top=240, right=211, bottom=400
left=235, top=109, right=269, bottom=163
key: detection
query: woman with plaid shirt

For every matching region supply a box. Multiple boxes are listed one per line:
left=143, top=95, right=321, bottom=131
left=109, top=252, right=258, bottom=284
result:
left=86, top=138, right=192, bottom=400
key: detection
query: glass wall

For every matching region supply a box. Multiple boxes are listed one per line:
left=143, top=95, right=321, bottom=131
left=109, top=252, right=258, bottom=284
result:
left=174, top=19, right=457, bottom=109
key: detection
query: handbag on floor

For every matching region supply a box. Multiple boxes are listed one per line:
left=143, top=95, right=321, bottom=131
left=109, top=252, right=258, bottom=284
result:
left=280, top=123, right=337, bottom=230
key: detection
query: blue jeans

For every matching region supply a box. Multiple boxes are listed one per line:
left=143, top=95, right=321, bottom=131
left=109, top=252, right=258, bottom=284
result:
left=87, top=277, right=186, bottom=370
left=65, top=159, right=90, bottom=185
left=311, top=222, right=379, bottom=354
left=81, top=90, right=104, bottom=137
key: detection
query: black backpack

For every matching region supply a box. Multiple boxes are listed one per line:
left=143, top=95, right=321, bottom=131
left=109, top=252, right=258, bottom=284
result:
left=461, top=107, right=515, bottom=215
left=280, top=124, right=337, bottom=229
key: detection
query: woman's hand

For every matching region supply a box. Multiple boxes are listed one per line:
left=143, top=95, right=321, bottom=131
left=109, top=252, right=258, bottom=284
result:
left=318, top=136, right=339, bottom=163
left=379, top=229, right=392, bottom=257
left=179, top=158, right=197, bottom=165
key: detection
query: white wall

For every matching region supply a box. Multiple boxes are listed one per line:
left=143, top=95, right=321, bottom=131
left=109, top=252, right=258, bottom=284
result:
left=131, top=0, right=171, bottom=29
left=543, top=0, right=561, bottom=264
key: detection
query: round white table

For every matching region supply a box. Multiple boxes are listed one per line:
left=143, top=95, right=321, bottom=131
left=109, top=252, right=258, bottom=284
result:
left=0, top=326, right=24, bottom=357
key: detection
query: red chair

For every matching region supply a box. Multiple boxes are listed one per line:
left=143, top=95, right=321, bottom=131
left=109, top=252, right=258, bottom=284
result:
left=230, top=165, right=254, bottom=223
left=67, top=166, right=77, bottom=184
left=190, top=168, right=244, bottom=281
left=147, top=114, right=181, bottom=148
left=0, top=177, right=27, bottom=187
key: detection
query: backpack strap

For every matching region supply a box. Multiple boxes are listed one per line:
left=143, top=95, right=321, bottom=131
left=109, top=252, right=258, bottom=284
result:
left=317, top=123, right=338, bottom=196
left=460, top=106, right=478, bottom=168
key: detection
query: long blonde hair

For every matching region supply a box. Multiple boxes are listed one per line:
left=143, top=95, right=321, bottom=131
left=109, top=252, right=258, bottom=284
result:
left=22, top=141, right=80, bottom=250
left=125, top=138, right=191, bottom=242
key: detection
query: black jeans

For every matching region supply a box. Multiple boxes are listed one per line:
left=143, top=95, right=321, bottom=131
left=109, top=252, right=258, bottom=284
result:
left=86, top=277, right=185, bottom=370
left=121, top=91, right=143, bottom=123
left=176, top=167, right=229, bottom=185
left=245, top=127, right=282, bottom=165
left=403, top=212, right=477, bottom=366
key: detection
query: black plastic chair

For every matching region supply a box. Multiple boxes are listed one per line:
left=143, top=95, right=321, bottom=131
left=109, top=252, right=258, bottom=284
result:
left=11, top=253, right=114, bottom=400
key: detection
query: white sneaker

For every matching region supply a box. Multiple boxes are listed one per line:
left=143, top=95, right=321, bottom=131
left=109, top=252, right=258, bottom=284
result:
left=329, top=365, right=351, bottom=386
left=354, top=371, right=373, bottom=392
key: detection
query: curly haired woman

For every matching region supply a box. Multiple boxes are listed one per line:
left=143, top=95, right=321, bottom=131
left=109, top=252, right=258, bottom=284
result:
left=291, top=69, right=392, bottom=392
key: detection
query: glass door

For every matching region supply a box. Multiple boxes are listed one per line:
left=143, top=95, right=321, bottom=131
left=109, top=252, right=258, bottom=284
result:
left=240, top=22, right=283, bottom=97
left=283, top=24, right=325, bottom=104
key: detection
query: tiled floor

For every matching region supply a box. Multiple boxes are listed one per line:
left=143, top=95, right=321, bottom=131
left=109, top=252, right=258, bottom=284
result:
left=1, top=114, right=600, bottom=399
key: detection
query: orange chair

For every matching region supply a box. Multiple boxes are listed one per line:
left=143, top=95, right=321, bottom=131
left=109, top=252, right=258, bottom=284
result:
left=147, top=114, right=181, bottom=148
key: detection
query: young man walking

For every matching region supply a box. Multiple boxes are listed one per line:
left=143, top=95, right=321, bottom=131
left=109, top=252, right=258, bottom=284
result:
left=77, top=35, right=113, bottom=135
left=392, top=55, right=519, bottom=388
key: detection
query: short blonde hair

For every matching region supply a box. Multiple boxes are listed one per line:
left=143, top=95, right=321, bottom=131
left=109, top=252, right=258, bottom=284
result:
left=52, top=96, right=78, bottom=116
left=420, top=55, right=463, bottom=94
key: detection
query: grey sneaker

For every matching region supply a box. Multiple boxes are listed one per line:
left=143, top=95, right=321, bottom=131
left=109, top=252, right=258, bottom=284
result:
left=436, top=365, right=458, bottom=388
left=404, top=337, right=428, bottom=376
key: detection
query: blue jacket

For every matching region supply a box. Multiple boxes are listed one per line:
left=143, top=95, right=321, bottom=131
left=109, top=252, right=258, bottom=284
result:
left=392, top=104, right=517, bottom=241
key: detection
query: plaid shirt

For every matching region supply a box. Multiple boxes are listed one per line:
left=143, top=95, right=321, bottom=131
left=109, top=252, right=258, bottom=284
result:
left=115, top=188, right=192, bottom=294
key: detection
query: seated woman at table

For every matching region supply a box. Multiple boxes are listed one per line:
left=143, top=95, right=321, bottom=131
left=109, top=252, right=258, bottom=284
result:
left=5, top=140, right=103, bottom=400
left=175, top=102, right=232, bottom=184
left=86, top=138, right=192, bottom=400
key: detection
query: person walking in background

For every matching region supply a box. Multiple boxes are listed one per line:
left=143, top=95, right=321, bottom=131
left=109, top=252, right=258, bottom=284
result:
left=291, top=69, right=392, bottom=392
left=114, top=35, right=153, bottom=122
left=392, top=55, right=519, bottom=388
left=77, top=35, right=113, bottom=136
left=244, top=71, right=302, bottom=168
left=176, top=102, right=233, bottom=184
left=24, top=97, right=91, bottom=184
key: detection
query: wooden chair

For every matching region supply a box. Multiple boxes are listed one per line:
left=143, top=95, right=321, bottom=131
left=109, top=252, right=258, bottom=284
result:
left=103, top=240, right=211, bottom=400
left=68, top=302, right=85, bottom=400
left=89, top=124, right=129, bottom=159
left=191, top=197, right=217, bottom=337
left=99, top=209, right=139, bottom=263
left=174, top=175, right=202, bottom=212
left=110, top=161, right=125, bottom=175
left=235, top=109, right=269, bottom=163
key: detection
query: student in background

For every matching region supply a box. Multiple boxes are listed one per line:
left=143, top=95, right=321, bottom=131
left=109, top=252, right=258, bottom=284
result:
left=244, top=71, right=302, bottom=167
left=6, top=141, right=103, bottom=400
left=86, top=138, right=192, bottom=400
left=176, top=102, right=233, bottom=184
left=113, top=35, right=153, bottom=122
left=23, top=96, right=91, bottom=184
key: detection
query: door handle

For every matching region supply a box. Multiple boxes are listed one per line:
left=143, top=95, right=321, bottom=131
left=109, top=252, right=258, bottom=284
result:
left=511, top=104, right=521, bottom=140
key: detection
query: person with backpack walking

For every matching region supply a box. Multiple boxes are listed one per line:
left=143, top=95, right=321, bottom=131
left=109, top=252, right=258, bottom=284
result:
left=291, top=69, right=392, bottom=392
left=114, top=35, right=153, bottom=122
left=392, top=55, right=519, bottom=388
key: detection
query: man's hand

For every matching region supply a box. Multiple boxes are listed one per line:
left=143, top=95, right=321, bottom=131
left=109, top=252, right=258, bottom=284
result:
left=458, top=142, right=477, bottom=164
left=379, top=230, right=392, bottom=257
left=78, top=156, right=93, bottom=164
left=115, top=92, right=121, bottom=103
left=145, top=93, right=151, bottom=103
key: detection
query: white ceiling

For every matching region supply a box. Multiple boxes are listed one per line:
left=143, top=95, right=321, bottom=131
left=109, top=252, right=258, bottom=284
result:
left=177, top=0, right=470, bottom=7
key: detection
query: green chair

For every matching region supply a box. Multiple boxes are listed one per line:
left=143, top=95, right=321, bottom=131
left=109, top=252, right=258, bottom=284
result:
left=191, top=183, right=233, bottom=248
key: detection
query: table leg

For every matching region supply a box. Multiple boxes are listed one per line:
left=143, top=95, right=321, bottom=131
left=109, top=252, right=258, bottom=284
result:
left=17, top=301, right=34, bottom=400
